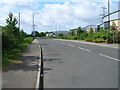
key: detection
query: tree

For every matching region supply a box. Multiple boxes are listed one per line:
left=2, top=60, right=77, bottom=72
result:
left=39, top=32, right=46, bottom=37
left=58, top=33, right=63, bottom=37
left=6, top=12, right=18, bottom=27
left=77, top=27, right=83, bottom=36
left=2, top=12, right=20, bottom=50
left=4, top=12, right=19, bottom=39
left=70, top=29, right=75, bottom=36
left=20, top=30, right=27, bottom=39
left=89, top=28, right=94, bottom=35
left=35, top=31, right=39, bottom=37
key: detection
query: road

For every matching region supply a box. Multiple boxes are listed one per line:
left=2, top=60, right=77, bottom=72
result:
left=37, top=38, right=119, bottom=88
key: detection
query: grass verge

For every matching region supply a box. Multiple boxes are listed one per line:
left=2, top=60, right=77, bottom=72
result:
left=2, top=37, right=34, bottom=71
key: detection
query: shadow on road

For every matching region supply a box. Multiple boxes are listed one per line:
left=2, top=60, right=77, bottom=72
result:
left=43, top=58, right=61, bottom=62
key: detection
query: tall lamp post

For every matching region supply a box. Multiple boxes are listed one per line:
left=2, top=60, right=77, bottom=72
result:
left=32, top=13, right=35, bottom=37
left=18, top=12, right=20, bottom=31
left=53, top=21, right=58, bottom=37
left=18, top=12, right=20, bottom=39
left=32, top=13, right=39, bottom=37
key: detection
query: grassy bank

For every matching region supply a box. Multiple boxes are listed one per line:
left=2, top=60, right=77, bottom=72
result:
left=2, top=37, right=34, bottom=71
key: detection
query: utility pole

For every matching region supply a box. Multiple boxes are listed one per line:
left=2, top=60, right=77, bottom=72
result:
left=101, top=6, right=106, bottom=17
left=100, top=6, right=107, bottom=23
left=108, top=0, right=110, bottom=31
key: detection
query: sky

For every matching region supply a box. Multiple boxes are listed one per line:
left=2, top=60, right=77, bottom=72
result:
left=0, top=0, right=119, bottom=34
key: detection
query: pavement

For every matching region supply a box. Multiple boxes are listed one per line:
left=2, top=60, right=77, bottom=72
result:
left=2, top=39, right=40, bottom=89
left=37, top=38, right=119, bottom=88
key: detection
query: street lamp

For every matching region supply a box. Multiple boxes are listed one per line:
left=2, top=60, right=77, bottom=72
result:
left=32, top=13, right=39, bottom=37
left=53, top=21, right=58, bottom=37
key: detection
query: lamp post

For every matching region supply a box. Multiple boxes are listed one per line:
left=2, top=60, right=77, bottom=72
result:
left=18, top=12, right=20, bottom=39
left=53, top=21, right=58, bottom=37
left=32, top=13, right=39, bottom=37
left=32, top=13, right=35, bottom=37
left=18, top=12, right=20, bottom=31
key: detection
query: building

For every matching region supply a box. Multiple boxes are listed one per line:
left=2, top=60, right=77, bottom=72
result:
left=53, top=31, right=70, bottom=37
left=84, top=25, right=98, bottom=32
left=46, top=32, right=53, bottom=37
left=102, top=1, right=120, bottom=31
left=118, top=1, right=120, bottom=30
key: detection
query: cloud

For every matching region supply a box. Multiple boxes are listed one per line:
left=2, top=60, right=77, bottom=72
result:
left=0, top=0, right=119, bottom=33
left=35, top=1, right=102, bottom=30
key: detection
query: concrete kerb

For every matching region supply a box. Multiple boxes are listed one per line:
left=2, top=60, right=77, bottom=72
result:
left=33, top=39, right=41, bottom=90
left=54, top=39, right=120, bottom=49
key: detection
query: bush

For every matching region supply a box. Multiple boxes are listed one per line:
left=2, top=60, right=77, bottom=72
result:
left=73, top=36, right=79, bottom=40
left=23, top=37, right=34, bottom=44
left=93, top=38, right=106, bottom=43
left=85, top=38, right=93, bottom=42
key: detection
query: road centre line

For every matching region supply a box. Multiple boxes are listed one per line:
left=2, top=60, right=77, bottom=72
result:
left=84, top=49, right=91, bottom=52
left=78, top=47, right=91, bottom=52
left=67, top=44, right=75, bottom=47
left=78, top=47, right=85, bottom=50
left=99, top=53, right=120, bottom=62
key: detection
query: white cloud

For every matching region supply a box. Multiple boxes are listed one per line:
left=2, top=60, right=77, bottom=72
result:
left=0, top=0, right=119, bottom=33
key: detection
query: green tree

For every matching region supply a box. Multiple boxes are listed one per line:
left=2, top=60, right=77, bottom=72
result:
left=6, top=12, right=18, bottom=27
left=20, top=30, right=27, bottom=39
left=70, top=29, right=75, bottom=36
left=4, top=12, right=19, bottom=39
left=35, top=31, right=39, bottom=37
left=39, top=32, right=46, bottom=37
left=77, top=27, right=83, bottom=36
left=2, top=12, right=20, bottom=50
left=89, top=28, right=94, bottom=35
left=58, top=33, right=63, bottom=37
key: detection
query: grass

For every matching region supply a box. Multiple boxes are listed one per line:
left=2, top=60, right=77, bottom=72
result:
left=2, top=37, right=34, bottom=71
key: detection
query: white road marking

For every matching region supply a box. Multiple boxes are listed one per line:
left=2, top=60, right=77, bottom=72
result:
left=78, top=47, right=91, bottom=52
left=54, top=39, right=119, bottom=62
left=99, top=53, right=120, bottom=62
left=78, top=47, right=85, bottom=50
left=35, top=39, right=41, bottom=89
left=67, top=44, right=74, bottom=47
left=84, top=49, right=91, bottom=52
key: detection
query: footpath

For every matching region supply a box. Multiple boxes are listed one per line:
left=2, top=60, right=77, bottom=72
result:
left=2, top=39, right=40, bottom=89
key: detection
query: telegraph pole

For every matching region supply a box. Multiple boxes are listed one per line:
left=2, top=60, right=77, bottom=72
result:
left=100, top=6, right=106, bottom=23
left=108, top=0, right=110, bottom=31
